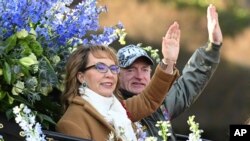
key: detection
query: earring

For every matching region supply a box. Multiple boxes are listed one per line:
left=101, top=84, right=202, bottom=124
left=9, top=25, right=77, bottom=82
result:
left=82, top=81, right=87, bottom=88
left=79, top=80, right=88, bottom=96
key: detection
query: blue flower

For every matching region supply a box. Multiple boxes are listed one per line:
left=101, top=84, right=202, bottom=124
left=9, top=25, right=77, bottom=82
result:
left=0, top=0, right=124, bottom=48
left=0, top=0, right=126, bottom=130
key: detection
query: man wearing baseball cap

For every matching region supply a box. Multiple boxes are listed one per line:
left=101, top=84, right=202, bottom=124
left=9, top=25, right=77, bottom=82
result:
left=118, top=44, right=154, bottom=68
left=117, top=4, right=222, bottom=140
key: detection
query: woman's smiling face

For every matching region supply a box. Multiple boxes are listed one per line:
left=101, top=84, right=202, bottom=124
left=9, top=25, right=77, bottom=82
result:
left=78, top=52, right=118, bottom=97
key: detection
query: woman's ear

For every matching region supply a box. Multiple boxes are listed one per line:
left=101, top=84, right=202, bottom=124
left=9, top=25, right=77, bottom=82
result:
left=77, top=72, right=85, bottom=83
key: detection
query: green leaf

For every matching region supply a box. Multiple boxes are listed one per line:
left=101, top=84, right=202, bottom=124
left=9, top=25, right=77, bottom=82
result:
left=26, top=34, right=36, bottom=42
left=37, top=112, right=57, bottom=129
left=37, top=113, right=56, bottom=125
left=12, top=95, right=33, bottom=108
left=0, top=68, right=2, bottom=76
left=0, top=90, right=7, bottom=101
left=5, top=108, right=15, bottom=120
left=3, top=61, right=12, bottom=84
left=7, top=93, right=14, bottom=104
left=18, top=40, right=31, bottom=55
left=18, top=62, right=30, bottom=76
left=29, top=28, right=37, bottom=40
left=40, top=56, right=59, bottom=86
left=4, top=34, right=17, bottom=53
left=29, top=40, right=43, bottom=56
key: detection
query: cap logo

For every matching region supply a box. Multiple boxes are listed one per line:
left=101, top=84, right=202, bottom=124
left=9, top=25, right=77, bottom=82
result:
left=118, top=45, right=154, bottom=68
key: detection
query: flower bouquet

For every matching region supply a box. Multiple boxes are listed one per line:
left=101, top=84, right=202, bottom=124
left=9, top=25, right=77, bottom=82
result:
left=0, top=0, right=125, bottom=133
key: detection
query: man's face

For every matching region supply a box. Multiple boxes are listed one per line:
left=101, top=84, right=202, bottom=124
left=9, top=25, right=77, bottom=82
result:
left=119, top=58, right=151, bottom=94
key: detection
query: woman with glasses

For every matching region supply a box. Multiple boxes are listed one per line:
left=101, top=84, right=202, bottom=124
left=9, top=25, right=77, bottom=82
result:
left=56, top=45, right=179, bottom=140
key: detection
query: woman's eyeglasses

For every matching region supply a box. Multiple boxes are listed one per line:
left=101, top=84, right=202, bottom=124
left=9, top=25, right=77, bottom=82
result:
left=83, top=62, right=120, bottom=74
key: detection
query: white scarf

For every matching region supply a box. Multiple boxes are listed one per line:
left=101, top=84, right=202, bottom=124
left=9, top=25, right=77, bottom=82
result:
left=81, top=88, right=137, bottom=141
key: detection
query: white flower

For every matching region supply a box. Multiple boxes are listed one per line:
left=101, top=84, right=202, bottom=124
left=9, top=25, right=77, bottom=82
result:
left=13, top=104, right=46, bottom=141
left=107, top=132, right=115, bottom=141
left=15, top=115, right=22, bottom=123
left=16, top=29, right=29, bottom=39
left=23, top=106, right=31, bottom=114
left=188, top=133, right=202, bottom=141
left=155, top=120, right=171, bottom=141
left=187, top=115, right=203, bottom=141
left=13, top=106, right=21, bottom=114
left=11, top=81, right=25, bottom=95
left=0, top=134, right=4, bottom=141
left=145, top=136, right=158, bottom=141
left=107, top=126, right=133, bottom=141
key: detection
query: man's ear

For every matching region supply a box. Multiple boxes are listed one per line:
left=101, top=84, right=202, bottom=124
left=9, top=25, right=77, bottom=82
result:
left=77, top=72, right=85, bottom=83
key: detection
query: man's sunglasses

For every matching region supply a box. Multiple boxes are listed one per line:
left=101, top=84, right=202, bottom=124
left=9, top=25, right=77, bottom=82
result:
left=82, top=62, right=120, bottom=74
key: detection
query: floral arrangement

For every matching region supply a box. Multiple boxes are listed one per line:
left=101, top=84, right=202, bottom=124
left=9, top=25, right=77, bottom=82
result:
left=13, top=104, right=46, bottom=141
left=0, top=0, right=125, bottom=131
left=145, top=137, right=157, bottom=141
left=107, top=115, right=203, bottom=141
left=155, top=121, right=172, bottom=141
left=107, top=126, right=127, bottom=141
left=135, top=121, right=147, bottom=141
left=187, top=115, right=204, bottom=141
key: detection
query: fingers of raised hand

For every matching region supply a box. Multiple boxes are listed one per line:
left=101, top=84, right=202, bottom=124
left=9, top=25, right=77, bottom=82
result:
left=207, top=4, right=217, bottom=20
left=166, top=32, right=179, bottom=40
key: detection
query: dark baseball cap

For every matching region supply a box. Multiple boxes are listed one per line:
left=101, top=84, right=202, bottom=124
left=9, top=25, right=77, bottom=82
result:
left=117, top=44, right=154, bottom=68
